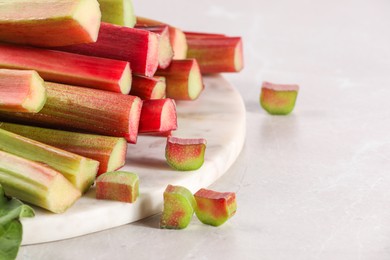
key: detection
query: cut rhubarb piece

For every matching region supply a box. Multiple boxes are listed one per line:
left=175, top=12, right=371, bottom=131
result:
left=95, top=171, right=139, bottom=203
left=0, top=0, right=101, bottom=47
left=136, top=17, right=188, bottom=60
left=136, top=25, right=174, bottom=69
left=155, top=59, right=204, bottom=100
left=56, top=23, right=159, bottom=77
left=0, top=128, right=99, bottom=193
left=130, top=75, right=166, bottom=100
left=165, top=137, right=206, bottom=171
left=98, top=0, right=136, bottom=27
left=185, top=33, right=244, bottom=74
left=0, top=69, right=46, bottom=113
left=0, top=150, right=81, bottom=213
left=0, top=43, right=131, bottom=94
left=0, top=82, right=142, bottom=143
left=139, top=98, right=177, bottom=135
left=160, top=185, right=196, bottom=229
left=0, top=123, right=127, bottom=176
left=260, top=81, right=299, bottom=115
left=194, top=188, right=236, bottom=227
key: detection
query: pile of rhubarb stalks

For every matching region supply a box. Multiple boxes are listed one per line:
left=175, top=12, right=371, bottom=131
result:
left=0, top=0, right=243, bottom=214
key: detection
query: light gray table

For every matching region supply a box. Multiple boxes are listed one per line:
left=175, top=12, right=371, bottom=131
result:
left=19, top=0, right=390, bottom=259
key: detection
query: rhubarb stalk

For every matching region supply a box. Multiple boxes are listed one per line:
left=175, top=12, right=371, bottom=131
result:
left=0, top=122, right=127, bottom=176
left=0, top=69, right=46, bottom=113
left=136, top=17, right=188, bottom=60
left=139, top=98, right=177, bottom=134
left=0, top=150, right=81, bottom=213
left=130, top=75, right=166, bottom=100
left=0, top=43, right=132, bottom=94
left=136, top=25, right=174, bottom=69
left=0, top=0, right=101, bottom=47
left=155, top=59, right=204, bottom=100
left=185, top=33, right=244, bottom=74
left=0, top=128, right=99, bottom=193
left=0, top=82, right=143, bottom=143
left=56, top=23, right=159, bottom=77
left=98, top=0, right=136, bottom=27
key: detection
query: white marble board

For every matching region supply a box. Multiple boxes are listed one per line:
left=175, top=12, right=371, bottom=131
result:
left=20, top=75, right=246, bottom=245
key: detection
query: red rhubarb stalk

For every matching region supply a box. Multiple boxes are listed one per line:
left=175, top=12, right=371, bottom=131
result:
left=0, top=69, right=46, bottom=113
left=155, top=59, right=204, bottom=100
left=0, top=0, right=101, bottom=47
left=136, top=16, right=188, bottom=60
left=0, top=82, right=142, bottom=143
left=0, top=43, right=131, bottom=94
left=130, top=75, right=166, bottom=100
left=139, top=98, right=177, bottom=134
left=135, top=25, right=174, bottom=69
left=185, top=33, right=244, bottom=73
left=56, top=22, right=159, bottom=77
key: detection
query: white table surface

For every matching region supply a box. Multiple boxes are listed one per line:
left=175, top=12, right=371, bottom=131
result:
left=18, top=0, right=390, bottom=259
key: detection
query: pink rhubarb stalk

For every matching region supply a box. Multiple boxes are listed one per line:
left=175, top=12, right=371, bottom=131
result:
left=185, top=32, right=244, bottom=74
left=130, top=75, right=166, bottom=100
left=0, top=43, right=131, bottom=94
left=136, top=25, right=174, bottom=69
left=139, top=98, right=177, bottom=134
left=0, top=82, right=142, bottom=143
left=0, top=0, right=101, bottom=47
left=155, top=59, right=204, bottom=100
left=0, top=69, right=46, bottom=113
left=56, top=22, right=159, bottom=77
left=136, top=16, right=188, bottom=60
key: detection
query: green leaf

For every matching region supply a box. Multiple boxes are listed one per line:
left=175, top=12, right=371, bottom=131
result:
left=0, top=220, right=22, bottom=260
left=0, top=184, right=35, bottom=260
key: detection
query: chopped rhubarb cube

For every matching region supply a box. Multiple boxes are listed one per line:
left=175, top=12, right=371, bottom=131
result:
left=260, top=81, right=299, bottom=115
left=160, top=185, right=196, bottom=229
left=194, top=188, right=237, bottom=226
left=165, top=137, right=206, bottom=171
left=96, top=171, right=139, bottom=203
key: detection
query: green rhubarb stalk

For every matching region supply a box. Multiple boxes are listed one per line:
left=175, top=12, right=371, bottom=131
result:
left=98, top=0, right=136, bottom=27
left=0, top=122, right=127, bottom=176
left=0, top=151, right=81, bottom=214
left=0, top=128, right=99, bottom=193
left=0, top=69, right=46, bottom=113
left=0, top=82, right=142, bottom=144
left=0, top=0, right=101, bottom=47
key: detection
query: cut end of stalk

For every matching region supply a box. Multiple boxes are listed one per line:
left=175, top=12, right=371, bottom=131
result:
left=126, top=96, right=143, bottom=143
left=188, top=60, right=204, bottom=100
left=119, top=63, right=132, bottom=94
left=160, top=99, right=178, bottom=132
left=22, top=71, right=47, bottom=113
left=157, top=26, right=174, bottom=69
left=146, top=32, right=160, bottom=77
left=106, top=137, right=127, bottom=175
left=72, top=0, right=102, bottom=43
left=150, top=76, right=167, bottom=99
left=234, top=39, right=244, bottom=72
left=76, top=157, right=99, bottom=193
left=171, top=28, right=188, bottom=60
left=0, top=69, right=47, bottom=113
